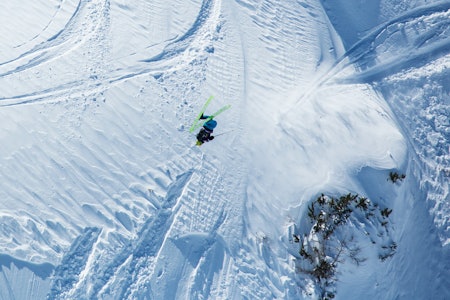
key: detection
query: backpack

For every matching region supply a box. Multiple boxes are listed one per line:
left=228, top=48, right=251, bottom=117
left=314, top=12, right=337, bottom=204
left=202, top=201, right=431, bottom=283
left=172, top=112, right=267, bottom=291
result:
left=196, top=128, right=213, bottom=143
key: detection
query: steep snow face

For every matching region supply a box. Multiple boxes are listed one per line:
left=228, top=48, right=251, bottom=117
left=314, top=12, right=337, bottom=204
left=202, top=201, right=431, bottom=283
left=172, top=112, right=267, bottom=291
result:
left=320, top=0, right=450, bottom=298
left=323, top=0, right=450, bottom=244
left=0, top=0, right=449, bottom=299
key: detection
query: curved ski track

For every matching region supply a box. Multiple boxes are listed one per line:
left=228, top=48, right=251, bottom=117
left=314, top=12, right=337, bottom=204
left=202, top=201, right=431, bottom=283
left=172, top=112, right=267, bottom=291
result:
left=0, top=0, right=109, bottom=77
left=0, top=0, right=222, bottom=107
left=285, top=1, right=450, bottom=109
left=0, top=0, right=112, bottom=107
left=0, top=0, right=84, bottom=70
left=338, top=1, right=450, bottom=84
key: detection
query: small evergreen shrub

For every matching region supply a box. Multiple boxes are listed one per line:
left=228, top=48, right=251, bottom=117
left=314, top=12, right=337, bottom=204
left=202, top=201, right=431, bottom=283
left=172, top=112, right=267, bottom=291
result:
left=389, top=171, right=406, bottom=183
left=296, top=193, right=395, bottom=299
left=381, top=207, right=393, bottom=218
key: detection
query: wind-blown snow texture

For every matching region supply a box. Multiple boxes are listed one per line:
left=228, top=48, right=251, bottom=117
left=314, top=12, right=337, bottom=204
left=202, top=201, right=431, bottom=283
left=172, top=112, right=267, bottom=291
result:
left=0, top=0, right=449, bottom=299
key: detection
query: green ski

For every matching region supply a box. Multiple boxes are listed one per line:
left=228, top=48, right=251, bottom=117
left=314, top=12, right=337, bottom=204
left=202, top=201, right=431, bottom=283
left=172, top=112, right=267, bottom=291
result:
left=190, top=104, right=231, bottom=132
left=189, top=96, right=214, bottom=133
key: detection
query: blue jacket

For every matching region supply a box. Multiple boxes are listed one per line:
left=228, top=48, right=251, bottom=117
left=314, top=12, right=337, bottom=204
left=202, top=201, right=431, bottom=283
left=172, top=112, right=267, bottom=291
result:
left=203, top=119, right=217, bottom=131
left=200, top=115, right=217, bottom=131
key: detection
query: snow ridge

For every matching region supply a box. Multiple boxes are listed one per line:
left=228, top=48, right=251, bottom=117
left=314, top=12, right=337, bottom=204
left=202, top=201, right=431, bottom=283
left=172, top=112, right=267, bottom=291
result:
left=48, top=227, right=101, bottom=299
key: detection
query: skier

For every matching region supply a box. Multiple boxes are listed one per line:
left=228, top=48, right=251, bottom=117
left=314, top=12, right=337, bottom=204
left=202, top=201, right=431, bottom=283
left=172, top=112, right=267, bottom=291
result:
left=196, top=114, right=217, bottom=146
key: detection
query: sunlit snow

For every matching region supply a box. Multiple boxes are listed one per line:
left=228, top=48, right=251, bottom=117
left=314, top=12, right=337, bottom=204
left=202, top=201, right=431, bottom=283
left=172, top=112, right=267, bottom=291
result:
left=0, top=0, right=449, bottom=299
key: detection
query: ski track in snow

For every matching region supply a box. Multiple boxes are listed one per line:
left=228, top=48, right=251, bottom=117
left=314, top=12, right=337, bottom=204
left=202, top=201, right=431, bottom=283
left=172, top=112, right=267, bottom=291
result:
left=142, top=0, right=215, bottom=63
left=0, top=0, right=112, bottom=107
left=285, top=1, right=450, bottom=109
left=339, top=2, right=450, bottom=84
left=0, top=0, right=108, bottom=77
left=0, top=0, right=222, bottom=108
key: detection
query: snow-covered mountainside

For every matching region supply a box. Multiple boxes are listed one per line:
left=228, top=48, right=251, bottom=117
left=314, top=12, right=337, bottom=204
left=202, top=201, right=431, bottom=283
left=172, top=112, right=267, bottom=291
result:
left=0, top=0, right=449, bottom=299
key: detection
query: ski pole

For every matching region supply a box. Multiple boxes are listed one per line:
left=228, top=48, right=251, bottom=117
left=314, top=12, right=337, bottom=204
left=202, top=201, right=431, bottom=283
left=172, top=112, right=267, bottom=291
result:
left=214, top=129, right=235, bottom=137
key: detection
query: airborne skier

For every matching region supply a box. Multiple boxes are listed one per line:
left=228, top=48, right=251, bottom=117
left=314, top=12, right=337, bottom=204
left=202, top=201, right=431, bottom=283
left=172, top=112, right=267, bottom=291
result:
left=196, top=114, right=217, bottom=146
left=189, top=96, right=231, bottom=146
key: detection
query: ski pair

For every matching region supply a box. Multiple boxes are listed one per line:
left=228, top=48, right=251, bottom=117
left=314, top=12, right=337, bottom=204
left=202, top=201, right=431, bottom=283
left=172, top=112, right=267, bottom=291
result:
left=189, top=96, right=231, bottom=133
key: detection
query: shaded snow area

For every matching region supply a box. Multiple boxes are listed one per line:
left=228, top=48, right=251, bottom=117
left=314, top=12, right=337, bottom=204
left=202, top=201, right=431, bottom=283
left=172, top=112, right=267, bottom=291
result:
left=0, top=0, right=449, bottom=299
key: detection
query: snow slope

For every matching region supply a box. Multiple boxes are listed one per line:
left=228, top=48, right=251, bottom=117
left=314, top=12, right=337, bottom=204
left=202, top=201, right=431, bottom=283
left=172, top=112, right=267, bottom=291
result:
left=0, top=0, right=449, bottom=299
left=319, top=2, right=450, bottom=298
